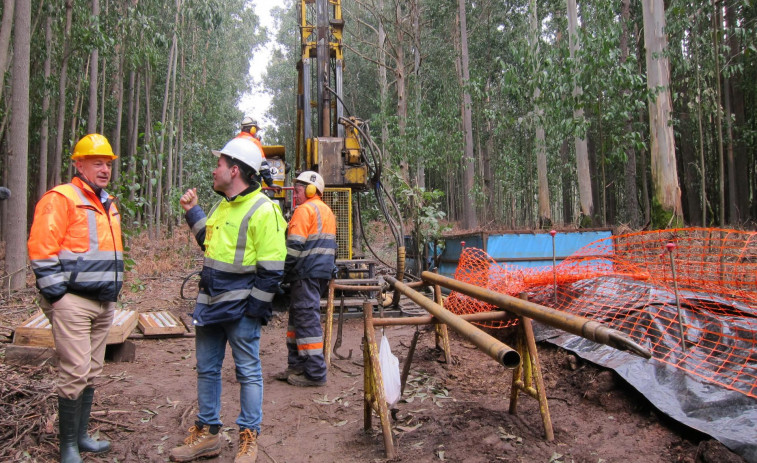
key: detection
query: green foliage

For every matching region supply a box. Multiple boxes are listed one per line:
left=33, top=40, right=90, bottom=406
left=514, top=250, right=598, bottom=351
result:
left=391, top=170, right=450, bottom=269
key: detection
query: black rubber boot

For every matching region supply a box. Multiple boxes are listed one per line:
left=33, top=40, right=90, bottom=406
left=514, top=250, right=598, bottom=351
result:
left=58, top=395, right=83, bottom=463
left=79, top=387, right=111, bottom=453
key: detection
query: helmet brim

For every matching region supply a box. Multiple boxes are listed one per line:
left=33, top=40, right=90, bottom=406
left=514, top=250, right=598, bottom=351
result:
left=71, top=154, right=119, bottom=161
left=211, top=149, right=222, bottom=157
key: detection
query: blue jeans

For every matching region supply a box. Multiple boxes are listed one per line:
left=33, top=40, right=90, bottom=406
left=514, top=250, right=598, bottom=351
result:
left=195, top=316, right=263, bottom=432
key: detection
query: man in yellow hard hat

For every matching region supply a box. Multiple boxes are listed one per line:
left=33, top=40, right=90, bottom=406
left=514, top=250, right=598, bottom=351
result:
left=28, top=133, right=123, bottom=463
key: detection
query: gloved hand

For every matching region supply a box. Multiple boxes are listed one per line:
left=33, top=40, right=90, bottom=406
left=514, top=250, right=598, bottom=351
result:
left=278, top=282, right=291, bottom=294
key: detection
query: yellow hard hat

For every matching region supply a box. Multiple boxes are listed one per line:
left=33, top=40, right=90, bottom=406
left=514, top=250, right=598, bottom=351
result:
left=72, top=133, right=117, bottom=160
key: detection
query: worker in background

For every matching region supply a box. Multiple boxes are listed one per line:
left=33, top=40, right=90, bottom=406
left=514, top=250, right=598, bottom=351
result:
left=237, top=116, right=276, bottom=189
left=171, top=137, right=287, bottom=463
left=274, top=171, right=336, bottom=387
left=28, top=133, right=122, bottom=463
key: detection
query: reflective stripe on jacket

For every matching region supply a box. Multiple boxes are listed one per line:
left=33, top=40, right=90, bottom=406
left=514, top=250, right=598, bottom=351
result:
left=185, top=187, right=287, bottom=326
left=284, top=196, right=337, bottom=281
left=28, top=177, right=124, bottom=302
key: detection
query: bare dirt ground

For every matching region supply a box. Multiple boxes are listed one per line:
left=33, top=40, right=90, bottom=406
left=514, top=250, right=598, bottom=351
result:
left=0, top=231, right=747, bottom=463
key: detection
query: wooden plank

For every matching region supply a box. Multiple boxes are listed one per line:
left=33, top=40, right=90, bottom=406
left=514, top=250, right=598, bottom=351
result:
left=12, top=312, right=55, bottom=347
left=4, top=345, right=58, bottom=366
left=106, top=310, right=138, bottom=344
left=13, top=309, right=138, bottom=347
left=138, top=311, right=185, bottom=336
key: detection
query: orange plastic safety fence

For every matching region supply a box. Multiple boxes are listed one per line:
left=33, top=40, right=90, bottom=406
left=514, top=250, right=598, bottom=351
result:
left=444, top=228, right=757, bottom=399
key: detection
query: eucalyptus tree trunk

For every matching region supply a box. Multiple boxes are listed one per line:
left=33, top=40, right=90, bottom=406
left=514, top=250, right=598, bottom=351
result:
left=0, top=0, right=14, bottom=103
left=726, top=4, right=749, bottom=223
left=560, top=139, right=573, bottom=224
left=6, top=0, right=31, bottom=290
left=620, top=0, right=639, bottom=227
left=641, top=0, right=682, bottom=227
left=52, top=0, right=74, bottom=186
left=693, top=18, right=706, bottom=226
left=112, top=37, right=124, bottom=183
left=722, top=6, right=738, bottom=223
left=412, top=0, right=424, bottom=190
left=87, top=0, right=100, bottom=133
left=68, top=63, right=86, bottom=180
left=457, top=0, right=477, bottom=230
left=712, top=2, right=725, bottom=225
left=566, top=0, right=592, bottom=224
left=144, top=69, right=154, bottom=237
left=529, top=0, right=550, bottom=227
left=177, top=49, right=186, bottom=193
left=166, top=21, right=179, bottom=228
left=38, top=15, right=52, bottom=200
left=155, top=41, right=174, bottom=231
left=128, top=71, right=141, bottom=211
left=394, top=1, right=409, bottom=183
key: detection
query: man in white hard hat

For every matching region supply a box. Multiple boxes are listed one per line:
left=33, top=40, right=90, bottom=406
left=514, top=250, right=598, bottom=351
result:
left=171, top=137, right=287, bottom=463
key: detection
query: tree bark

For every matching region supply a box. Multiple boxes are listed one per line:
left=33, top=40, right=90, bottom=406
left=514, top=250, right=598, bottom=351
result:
left=457, top=0, right=477, bottom=230
left=560, top=139, right=573, bottom=225
left=37, top=14, right=52, bottom=200
left=87, top=0, right=100, bottom=133
left=725, top=4, right=749, bottom=224
left=567, top=0, right=592, bottom=223
left=7, top=0, right=31, bottom=289
left=641, top=0, right=682, bottom=226
left=693, top=17, right=707, bottom=226
left=52, top=0, right=73, bottom=187
left=144, top=69, right=154, bottom=237
left=0, top=0, right=14, bottom=103
left=620, top=0, right=639, bottom=227
left=529, top=0, right=550, bottom=227
left=712, top=3, right=725, bottom=225
left=112, top=36, right=124, bottom=183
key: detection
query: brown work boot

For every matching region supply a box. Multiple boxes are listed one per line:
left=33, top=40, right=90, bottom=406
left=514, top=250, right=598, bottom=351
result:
left=272, top=367, right=303, bottom=381
left=287, top=372, right=326, bottom=387
left=169, top=424, right=221, bottom=462
left=235, top=428, right=258, bottom=463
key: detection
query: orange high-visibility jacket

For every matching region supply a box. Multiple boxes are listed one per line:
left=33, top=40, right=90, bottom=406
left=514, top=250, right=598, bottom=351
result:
left=284, top=196, right=337, bottom=281
left=235, top=131, right=265, bottom=155
left=28, top=177, right=124, bottom=302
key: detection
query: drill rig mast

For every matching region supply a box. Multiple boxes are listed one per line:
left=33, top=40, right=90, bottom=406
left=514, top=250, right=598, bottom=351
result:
left=295, top=0, right=406, bottom=290
left=296, top=0, right=368, bottom=193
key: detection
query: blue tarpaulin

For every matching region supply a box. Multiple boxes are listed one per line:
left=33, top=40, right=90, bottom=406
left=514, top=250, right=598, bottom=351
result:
left=437, top=230, right=613, bottom=278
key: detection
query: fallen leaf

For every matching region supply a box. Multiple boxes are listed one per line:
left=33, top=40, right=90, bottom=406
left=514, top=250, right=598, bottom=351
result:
left=395, top=423, right=422, bottom=432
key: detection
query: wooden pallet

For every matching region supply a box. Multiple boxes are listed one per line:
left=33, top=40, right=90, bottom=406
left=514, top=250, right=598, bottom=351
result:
left=13, top=309, right=138, bottom=347
left=138, top=311, right=185, bottom=336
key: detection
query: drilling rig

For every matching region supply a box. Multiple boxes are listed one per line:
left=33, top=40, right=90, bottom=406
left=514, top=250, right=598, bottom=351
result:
left=292, top=0, right=405, bottom=277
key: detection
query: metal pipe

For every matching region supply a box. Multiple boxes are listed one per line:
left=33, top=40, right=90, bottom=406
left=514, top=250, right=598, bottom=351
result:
left=384, top=276, right=521, bottom=368
left=372, top=311, right=512, bottom=327
left=333, top=283, right=384, bottom=292
left=421, top=271, right=651, bottom=359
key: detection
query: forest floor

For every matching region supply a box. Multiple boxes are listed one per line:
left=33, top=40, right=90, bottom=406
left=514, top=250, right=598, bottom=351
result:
left=0, top=230, right=747, bottom=463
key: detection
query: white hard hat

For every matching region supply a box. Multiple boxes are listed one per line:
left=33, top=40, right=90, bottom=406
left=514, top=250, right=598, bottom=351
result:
left=296, top=171, right=325, bottom=195
left=211, top=138, right=263, bottom=173
left=241, top=116, right=258, bottom=128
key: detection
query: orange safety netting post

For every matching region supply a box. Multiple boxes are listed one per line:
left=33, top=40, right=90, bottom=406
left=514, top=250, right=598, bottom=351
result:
left=444, top=228, right=757, bottom=399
